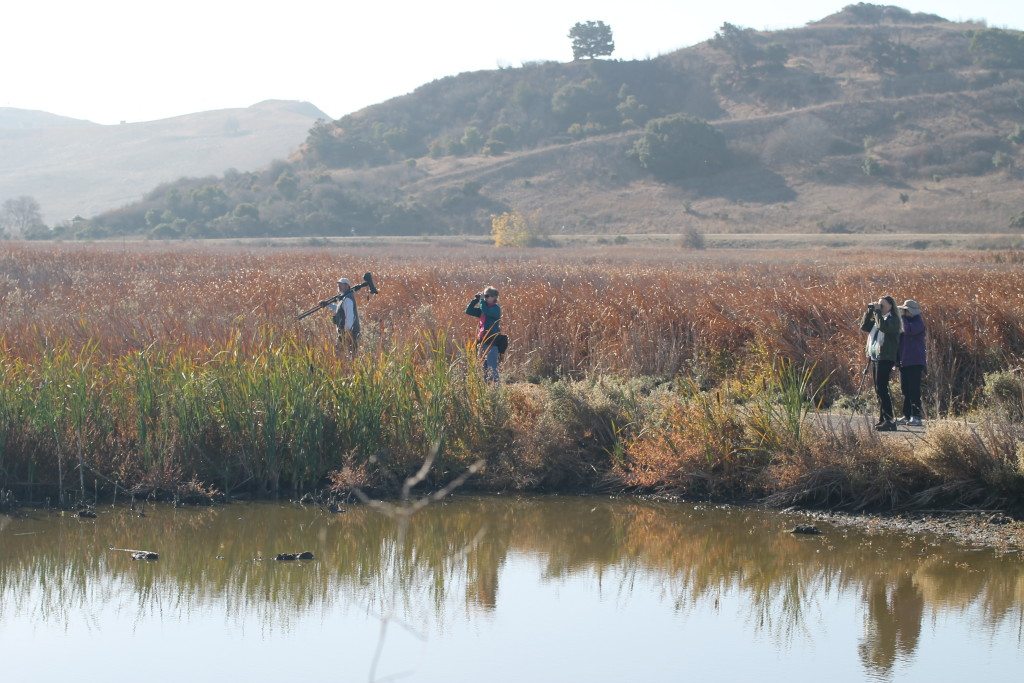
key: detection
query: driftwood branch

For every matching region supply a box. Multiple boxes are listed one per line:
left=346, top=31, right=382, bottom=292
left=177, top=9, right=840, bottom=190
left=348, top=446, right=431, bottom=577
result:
left=108, top=546, right=159, bottom=560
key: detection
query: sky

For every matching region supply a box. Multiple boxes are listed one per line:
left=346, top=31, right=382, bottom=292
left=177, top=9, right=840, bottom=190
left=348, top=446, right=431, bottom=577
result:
left=2, top=0, right=1022, bottom=125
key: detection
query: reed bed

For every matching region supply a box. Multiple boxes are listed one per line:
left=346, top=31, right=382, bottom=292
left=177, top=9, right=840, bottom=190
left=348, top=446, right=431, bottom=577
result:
left=1, top=242, right=1023, bottom=507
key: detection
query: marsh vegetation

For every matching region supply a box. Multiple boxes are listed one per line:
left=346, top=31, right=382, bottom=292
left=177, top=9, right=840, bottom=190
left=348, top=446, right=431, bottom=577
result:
left=0, top=242, right=1022, bottom=509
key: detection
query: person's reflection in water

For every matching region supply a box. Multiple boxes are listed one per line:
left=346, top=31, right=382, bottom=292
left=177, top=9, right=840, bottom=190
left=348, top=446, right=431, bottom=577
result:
left=858, top=573, right=925, bottom=676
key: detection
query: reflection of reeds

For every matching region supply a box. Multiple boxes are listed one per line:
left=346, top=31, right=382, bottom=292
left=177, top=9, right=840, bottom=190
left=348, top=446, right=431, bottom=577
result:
left=1, top=498, right=1021, bottom=664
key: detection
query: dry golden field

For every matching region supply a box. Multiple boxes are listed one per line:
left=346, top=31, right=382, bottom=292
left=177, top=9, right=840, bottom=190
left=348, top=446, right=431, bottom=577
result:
left=1, top=241, right=1022, bottom=508
left=2, top=241, right=1022, bottom=403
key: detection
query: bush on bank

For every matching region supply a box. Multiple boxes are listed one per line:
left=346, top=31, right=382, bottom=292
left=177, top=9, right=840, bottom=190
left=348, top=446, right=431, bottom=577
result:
left=1, top=335, right=1022, bottom=512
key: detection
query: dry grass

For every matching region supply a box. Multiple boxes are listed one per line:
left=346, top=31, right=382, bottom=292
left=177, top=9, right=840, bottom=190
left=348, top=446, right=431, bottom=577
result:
left=2, top=242, right=1022, bottom=409
left=1, top=242, right=1023, bottom=510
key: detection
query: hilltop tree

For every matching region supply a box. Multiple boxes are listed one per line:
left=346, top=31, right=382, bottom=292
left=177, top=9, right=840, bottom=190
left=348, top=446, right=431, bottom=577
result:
left=1, top=196, right=45, bottom=237
left=711, top=22, right=760, bottom=71
left=569, top=21, right=615, bottom=60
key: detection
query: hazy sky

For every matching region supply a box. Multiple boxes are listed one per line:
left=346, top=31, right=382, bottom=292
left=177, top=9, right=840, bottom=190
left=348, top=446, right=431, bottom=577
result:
left=3, top=0, right=1022, bottom=125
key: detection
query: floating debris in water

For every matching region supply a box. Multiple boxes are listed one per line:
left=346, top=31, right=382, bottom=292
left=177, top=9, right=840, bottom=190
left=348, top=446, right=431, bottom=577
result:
left=109, top=546, right=159, bottom=560
left=275, top=551, right=315, bottom=561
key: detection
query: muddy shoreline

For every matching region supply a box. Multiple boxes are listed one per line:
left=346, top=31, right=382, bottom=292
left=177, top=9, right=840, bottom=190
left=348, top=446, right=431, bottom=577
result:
left=800, top=508, right=1024, bottom=553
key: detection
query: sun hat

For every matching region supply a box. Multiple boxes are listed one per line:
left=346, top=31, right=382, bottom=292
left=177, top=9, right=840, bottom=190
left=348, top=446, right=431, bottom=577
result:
left=898, top=299, right=921, bottom=315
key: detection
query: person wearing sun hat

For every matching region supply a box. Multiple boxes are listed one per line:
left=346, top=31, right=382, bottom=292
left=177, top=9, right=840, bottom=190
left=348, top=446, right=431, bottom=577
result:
left=896, top=299, right=926, bottom=427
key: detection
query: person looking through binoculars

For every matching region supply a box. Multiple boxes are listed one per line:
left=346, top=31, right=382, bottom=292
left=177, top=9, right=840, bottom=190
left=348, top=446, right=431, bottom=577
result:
left=860, top=295, right=903, bottom=431
left=466, top=286, right=504, bottom=382
left=896, top=299, right=926, bottom=427
left=327, top=277, right=360, bottom=356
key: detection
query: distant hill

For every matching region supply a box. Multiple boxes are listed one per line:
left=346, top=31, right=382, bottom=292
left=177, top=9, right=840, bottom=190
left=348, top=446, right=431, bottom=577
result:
left=63, top=5, right=1024, bottom=239
left=0, top=100, right=329, bottom=223
left=0, top=109, right=95, bottom=130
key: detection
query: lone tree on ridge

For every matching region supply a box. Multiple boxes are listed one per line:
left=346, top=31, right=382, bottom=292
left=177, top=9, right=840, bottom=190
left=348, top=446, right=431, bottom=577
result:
left=569, top=21, right=615, bottom=60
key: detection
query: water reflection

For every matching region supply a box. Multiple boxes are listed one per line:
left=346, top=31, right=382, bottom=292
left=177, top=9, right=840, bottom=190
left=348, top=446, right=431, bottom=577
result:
left=1, top=497, right=1022, bottom=680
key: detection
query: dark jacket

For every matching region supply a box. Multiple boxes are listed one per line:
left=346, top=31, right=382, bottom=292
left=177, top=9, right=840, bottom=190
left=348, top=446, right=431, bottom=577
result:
left=466, top=297, right=500, bottom=341
left=898, top=314, right=926, bottom=367
left=860, top=308, right=901, bottom=363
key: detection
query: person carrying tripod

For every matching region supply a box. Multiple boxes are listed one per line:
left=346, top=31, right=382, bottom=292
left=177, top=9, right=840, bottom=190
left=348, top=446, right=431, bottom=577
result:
left=466, top=286, right=502, bottom=382
left=327, top=277, right=360, bottom=356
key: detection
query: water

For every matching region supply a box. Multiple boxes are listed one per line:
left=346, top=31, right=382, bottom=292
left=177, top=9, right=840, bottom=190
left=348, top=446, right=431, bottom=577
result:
left=1, top=496, right=1021, bottom=682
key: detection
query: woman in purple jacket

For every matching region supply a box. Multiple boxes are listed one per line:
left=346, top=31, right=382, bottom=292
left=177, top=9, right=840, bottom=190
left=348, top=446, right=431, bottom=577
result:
left=897, top=299, right=926, bottom=426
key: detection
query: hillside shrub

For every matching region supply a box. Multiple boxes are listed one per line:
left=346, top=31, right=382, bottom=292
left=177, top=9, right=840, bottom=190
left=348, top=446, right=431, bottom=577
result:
left=679, top=227, right=706, bottom=250
left=970, top=28, right=1024, bottom=69
left=551, top=78, right=616, bottom=127
left=632, top=115, right=728, bottom=180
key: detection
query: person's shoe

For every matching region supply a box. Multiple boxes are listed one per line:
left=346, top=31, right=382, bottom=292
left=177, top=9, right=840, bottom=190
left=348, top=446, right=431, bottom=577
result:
left=895, top=417, right=910, bottom=425
left=875, top=420, right=897, bottom=432
left=874, top=418, right=887, bottom=427
left=907, top=417, right=923, bottom=427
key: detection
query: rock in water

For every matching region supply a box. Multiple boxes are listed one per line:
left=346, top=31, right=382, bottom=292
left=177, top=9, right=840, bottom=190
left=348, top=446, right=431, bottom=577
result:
left=791, top=524, right=821, bottom=535
left=78, top=509, right=98, bottom=519
left=131, top=551, right=159, bottom=561
left=275, top=553, right=297, bottom=561
left=297, top=551, right=314, bottom=560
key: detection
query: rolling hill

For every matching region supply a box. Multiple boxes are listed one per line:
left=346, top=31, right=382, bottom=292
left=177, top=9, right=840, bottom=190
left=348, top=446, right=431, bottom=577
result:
left=49, top=5, right=1024, bottom=239
left=0, top=100, right=328, bottom=224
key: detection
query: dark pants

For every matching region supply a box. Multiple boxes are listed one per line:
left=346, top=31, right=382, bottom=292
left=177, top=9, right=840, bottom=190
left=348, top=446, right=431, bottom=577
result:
left=874, top=360, right=895, bottom=422
left=900, top=365, right=925, bottom=419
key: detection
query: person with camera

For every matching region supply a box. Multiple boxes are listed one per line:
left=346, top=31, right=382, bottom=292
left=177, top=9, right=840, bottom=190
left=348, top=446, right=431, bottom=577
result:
left=859, top=295, right=903, bottom=431
left=326, top=277, right=359, bottom=356
left=896, top=299, right=926, bottom=427
left=466, top=286, right=502, bottom=382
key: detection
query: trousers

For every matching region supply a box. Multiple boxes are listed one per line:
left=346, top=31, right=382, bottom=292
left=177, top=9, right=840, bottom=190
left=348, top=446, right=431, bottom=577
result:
left=900, top=365, right=925, bottom=419
left=874, top=360, right=895, bottom=421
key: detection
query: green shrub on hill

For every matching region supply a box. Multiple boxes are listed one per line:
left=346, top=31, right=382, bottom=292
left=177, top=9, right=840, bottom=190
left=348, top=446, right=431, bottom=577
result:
left=970, top=28, right=1024, bottom=69
left=632, top=115, right=728, bottom=180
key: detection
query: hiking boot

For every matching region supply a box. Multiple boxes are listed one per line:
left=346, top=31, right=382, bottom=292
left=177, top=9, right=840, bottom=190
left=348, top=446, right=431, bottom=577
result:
left=875, top=420, right=897, bottom=432
left=907, top=417, right=923, bottom=427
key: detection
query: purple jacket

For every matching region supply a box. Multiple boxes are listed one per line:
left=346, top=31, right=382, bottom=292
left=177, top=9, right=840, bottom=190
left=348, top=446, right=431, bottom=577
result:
left=898, top=315, right=926, bottom=367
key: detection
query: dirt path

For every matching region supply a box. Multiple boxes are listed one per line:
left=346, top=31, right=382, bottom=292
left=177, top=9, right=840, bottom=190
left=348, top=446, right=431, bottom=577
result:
left=807, top=411, right=934, bottom=445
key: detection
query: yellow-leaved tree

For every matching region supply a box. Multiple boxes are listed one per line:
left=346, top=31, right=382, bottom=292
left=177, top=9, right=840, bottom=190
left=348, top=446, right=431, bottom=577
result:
left=491, top=211, right=544, bottom=247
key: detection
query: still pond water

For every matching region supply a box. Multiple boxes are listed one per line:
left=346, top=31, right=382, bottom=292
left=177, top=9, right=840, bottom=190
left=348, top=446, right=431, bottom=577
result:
left=1, top=496, right=1022, bottom=682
